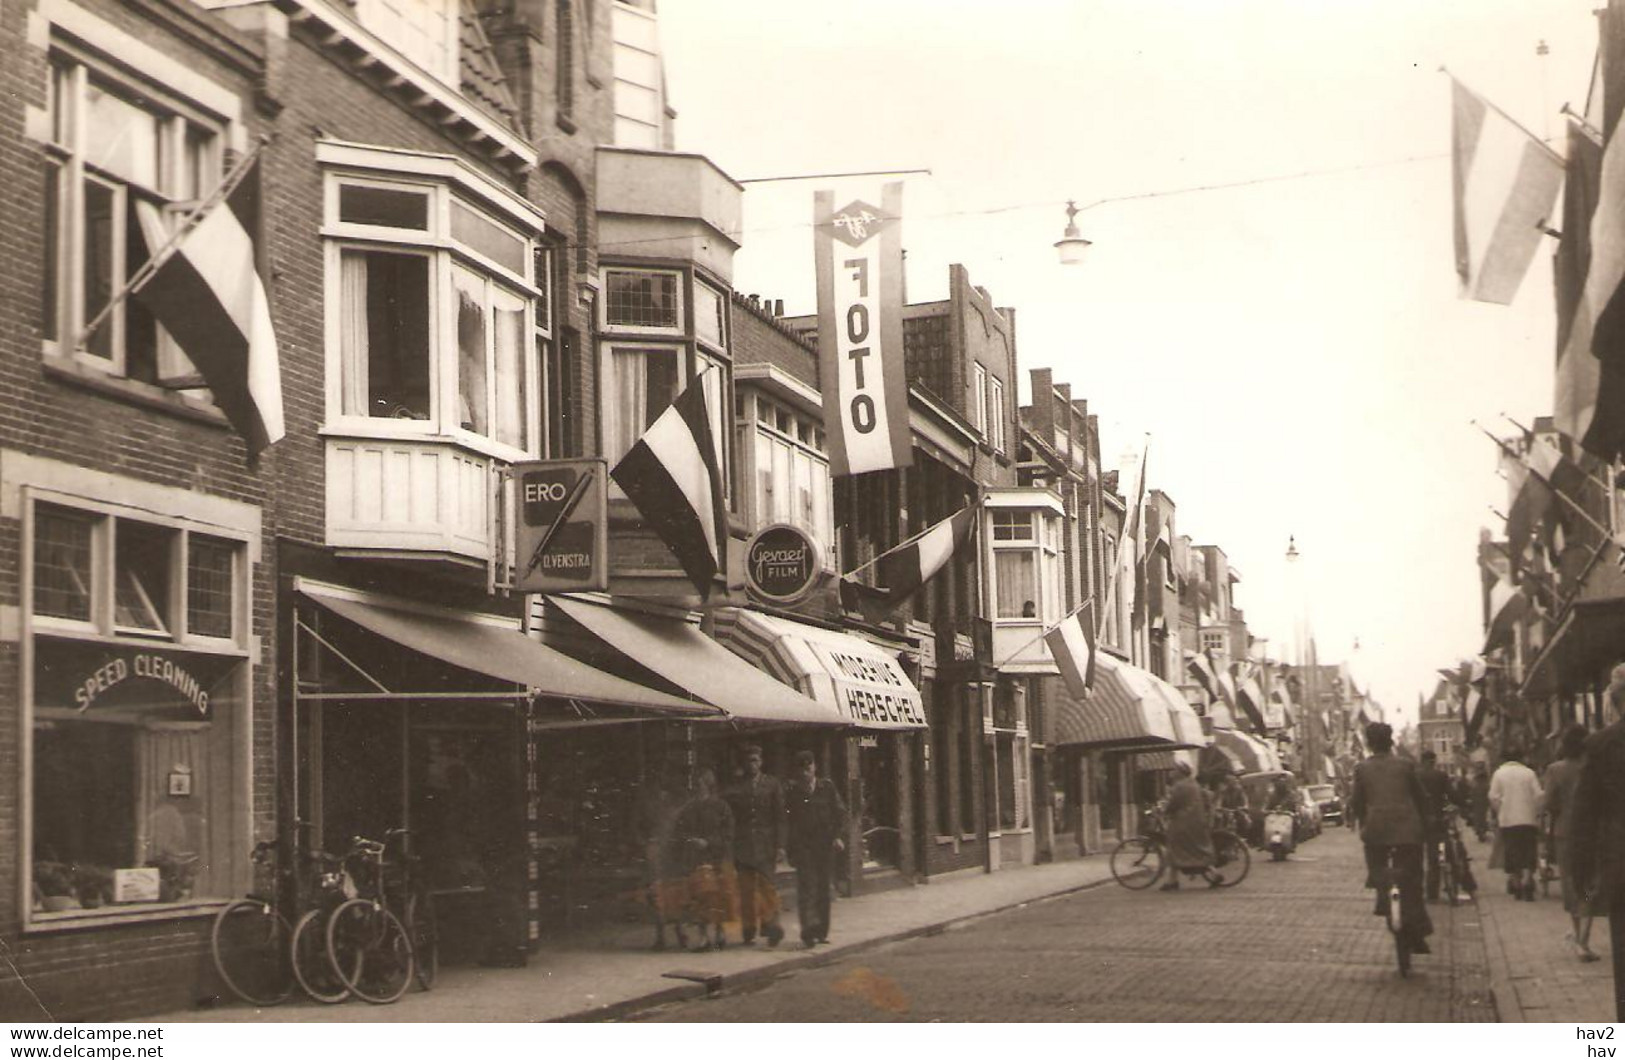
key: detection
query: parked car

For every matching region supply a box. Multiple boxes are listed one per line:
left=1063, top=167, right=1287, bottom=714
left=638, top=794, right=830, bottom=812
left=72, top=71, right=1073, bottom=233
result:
left=1307, top=783, right=1343, bottom=825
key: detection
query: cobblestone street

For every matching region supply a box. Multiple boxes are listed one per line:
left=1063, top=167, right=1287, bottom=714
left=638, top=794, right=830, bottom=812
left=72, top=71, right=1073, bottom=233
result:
left=641, top=827, right=1492, bottom=1022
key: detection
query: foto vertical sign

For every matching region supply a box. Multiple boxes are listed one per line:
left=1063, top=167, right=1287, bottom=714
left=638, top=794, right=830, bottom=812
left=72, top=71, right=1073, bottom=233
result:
left=513, top=459, right=607, bottom=593
left=814, top=182, right=912, bottom=477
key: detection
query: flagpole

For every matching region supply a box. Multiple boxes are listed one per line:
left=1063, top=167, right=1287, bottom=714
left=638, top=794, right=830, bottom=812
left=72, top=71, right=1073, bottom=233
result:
left=990, top=596, right=1094, bottom=671
left=76, top=134, right=272, bottom=351
left=839, top=498, right=982, bottom=581
left=1474, top=422, right=1612, bottom=538
left=1439, top=66, right=1565, bottom=162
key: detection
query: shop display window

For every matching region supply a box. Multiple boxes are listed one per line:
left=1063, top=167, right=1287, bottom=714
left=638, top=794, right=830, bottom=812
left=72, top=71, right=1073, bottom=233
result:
left=27, top=499, right=249, bottom=923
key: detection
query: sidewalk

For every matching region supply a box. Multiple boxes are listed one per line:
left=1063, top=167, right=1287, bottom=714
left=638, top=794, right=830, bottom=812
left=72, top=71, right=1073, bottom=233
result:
left=1464, top=830, right=1616, bottom=1022
left=158, top=855, right=1118, bottom=1023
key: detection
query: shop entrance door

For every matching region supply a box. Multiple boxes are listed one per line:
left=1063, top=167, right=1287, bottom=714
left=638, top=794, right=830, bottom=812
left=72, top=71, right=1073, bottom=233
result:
left=857, top=737, right=900, bottom=870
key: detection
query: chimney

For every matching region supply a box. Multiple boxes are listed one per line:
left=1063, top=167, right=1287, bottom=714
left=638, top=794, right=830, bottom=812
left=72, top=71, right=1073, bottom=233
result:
left=1030, top=369, right=1054, bottom=436
left=748, top=294, right=760, bottom=308
left=774, top=299, right=784, bottom=317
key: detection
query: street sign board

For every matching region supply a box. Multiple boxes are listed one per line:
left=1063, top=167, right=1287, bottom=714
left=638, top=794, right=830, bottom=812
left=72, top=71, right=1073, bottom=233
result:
left=512, top=459, right=607, bottom=594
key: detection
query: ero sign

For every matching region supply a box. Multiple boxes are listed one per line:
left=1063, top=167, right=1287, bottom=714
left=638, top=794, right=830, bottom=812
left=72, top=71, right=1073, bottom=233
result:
left=513, top=459, right=608, bottom=593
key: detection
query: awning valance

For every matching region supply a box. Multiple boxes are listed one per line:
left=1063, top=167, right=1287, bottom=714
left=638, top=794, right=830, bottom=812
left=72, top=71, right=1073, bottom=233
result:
left=300, top=585, right=718, bottom=717
left=1053, top=653, right=1206, bottom=751
left=549, top=595, right=843, bottom=727
left=1213, top=728, right=1280, bottom=774
left=1520, top=596, right=1625, bottom=699
left=712, top=608, right=925, bottom=730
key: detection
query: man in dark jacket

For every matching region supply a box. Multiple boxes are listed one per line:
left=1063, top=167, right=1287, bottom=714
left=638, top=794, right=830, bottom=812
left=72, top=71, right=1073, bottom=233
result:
left=1349, top=722, right=1434, bottom=955
left=723, top=745, right=785, bottom=946
left=1417, top=750, right=1453, bottom=900
left=1571, top=666, right=1625, bottom=1020
left=784, top=749, right=847, bottom=948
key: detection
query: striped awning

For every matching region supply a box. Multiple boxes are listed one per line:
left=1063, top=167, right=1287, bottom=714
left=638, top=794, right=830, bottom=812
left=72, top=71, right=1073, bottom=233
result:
left=1053, top=653, right=1206, bottom=750
left=1213, top=728, right=1280, bottom=774
left=711, top=607, right=925, bottom=730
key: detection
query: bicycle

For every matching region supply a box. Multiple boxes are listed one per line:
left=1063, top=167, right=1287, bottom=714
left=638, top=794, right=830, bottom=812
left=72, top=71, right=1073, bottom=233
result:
left=1108, top=809, right=1250, bottom=890
left=325, top=833, right=415, bottom=1004
left=1377, top=856, right=1411, bottom=977
left=1439, top=812, right=1476, bottom=907
left=288, top=848, right=359, bottom=1004
left=394, top=829, right=439, bottom=991
left=210, top=841, right=294, bottom=1008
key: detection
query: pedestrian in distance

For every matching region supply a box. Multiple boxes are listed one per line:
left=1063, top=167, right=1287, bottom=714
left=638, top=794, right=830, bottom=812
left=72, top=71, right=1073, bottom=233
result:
left=673, top=767, right=735, bottom=951
left=1489, top=745, right=1543, bottom=902
left=784, top=749, right=847, bottom=948
left=1544, top=725, right=1599, bottom=962
left=1571, top=664, right=1625, bottom=1020
left=1349, top=721, right=1434, bottom=955
left=1416, top=750, right=1453, bottom=901
left=636, top=768, right=689, bottom=952
left=1160, top=761, right=1221, bottom=890
left=723, top=744, right=786, bottom=947
left=1468, top=764, right=1492, bottom=841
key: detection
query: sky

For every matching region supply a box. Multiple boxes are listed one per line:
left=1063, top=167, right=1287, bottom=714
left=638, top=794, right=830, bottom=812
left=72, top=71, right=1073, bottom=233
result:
left=656, top=0, right=1602, bottom=729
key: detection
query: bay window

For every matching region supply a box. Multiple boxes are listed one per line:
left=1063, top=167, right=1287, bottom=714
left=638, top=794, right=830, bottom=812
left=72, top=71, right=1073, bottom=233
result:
left=323, top=153, right=551, bottom=459
left=749, top=394, right=834, bottom=560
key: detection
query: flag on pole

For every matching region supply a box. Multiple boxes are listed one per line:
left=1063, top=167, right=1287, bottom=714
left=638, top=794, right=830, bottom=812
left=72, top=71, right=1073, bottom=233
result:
left=1044, top=600, right=1097, bottom=698
left=1235, top=666, right=1267, bottom=732
left=1187, top=651, right=1219, bottom=701
left=839, top=504, right=978, bottom=620
left=1554, top=118, right=1605, bottom=446
left=610, top=369, right=727, bottom=599
left=1100, top=440, right=1149, bottom=634
left=131, top=156, right=283, bottom=454
left=1449, top=75, right=1565, bottom=305
left=1483, top=575, right=1530, bottom=652
left=1574, top=1, right=1625, bottom=459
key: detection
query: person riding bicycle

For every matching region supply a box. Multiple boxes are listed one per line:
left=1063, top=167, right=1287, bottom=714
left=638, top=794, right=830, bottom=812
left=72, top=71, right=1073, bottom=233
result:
left=1160, top=762, right=1223, bottom=890
left=1349, top=721, right=1434, bottom=956
left=1417, top=750, right=1453, bottom=901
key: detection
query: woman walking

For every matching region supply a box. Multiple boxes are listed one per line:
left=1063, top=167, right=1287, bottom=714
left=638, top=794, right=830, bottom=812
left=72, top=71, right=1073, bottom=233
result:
left=1545, top=726, right=1600, bottom=961
left=1490, top=746, right=1544, bottom=902
left=1161, top=762, right=1221, bottom=890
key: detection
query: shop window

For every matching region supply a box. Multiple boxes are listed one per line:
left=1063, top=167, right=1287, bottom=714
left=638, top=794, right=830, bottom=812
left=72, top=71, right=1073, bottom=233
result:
left=33, top=506, right=94, bottom=623
left=27, top=499, right=250, bottom=922
left=957, top=696, right=977, bottom=835
left=325, top=162, right=547, bottom=458
left=603, top=268, right=680, bottom=331
left=42, top=55, right=219, bottom=390
left=930, top=687, right=954, bottom=837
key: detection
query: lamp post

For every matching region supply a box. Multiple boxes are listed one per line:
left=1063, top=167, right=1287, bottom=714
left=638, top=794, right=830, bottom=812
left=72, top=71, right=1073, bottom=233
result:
left=1054, top=201, right=1093, bottom=265
left=1286, top=535, right=1323, bottom=784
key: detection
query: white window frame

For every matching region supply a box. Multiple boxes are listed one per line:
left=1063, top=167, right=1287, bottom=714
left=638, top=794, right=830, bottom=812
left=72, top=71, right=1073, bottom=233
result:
left=971, top=362, right=988, bottom=437
left=39, top=43, right=226, bottom=382
left=989, top=376, right=1006, bottom=453
left=601, top=340, right=687, bottom=478
left=751, top=394, right=834, bottom=567
left=599, top=266, right=684, bottom=336
left=319, top=147, right=549, bottom=465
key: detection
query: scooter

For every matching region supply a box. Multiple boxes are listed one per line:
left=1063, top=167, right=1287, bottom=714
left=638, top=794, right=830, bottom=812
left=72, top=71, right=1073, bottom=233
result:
left=1264, top=811, right=1296, bottom=862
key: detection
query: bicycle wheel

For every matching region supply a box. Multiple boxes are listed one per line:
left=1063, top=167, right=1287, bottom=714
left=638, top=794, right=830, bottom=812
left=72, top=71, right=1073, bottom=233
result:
left=327, top=898, right=414, bottom=1004
left=290, top=908, right=353, bottom=1004
left=211, top=899, right=294, bottom=1007
left=406, top=890, right=439, bottom=991
left=1388, top=883, right=1410, bottom=977
left=1210, top=831, right=1250, bottom=888
left=1109, top=836, right=1164, bottom=890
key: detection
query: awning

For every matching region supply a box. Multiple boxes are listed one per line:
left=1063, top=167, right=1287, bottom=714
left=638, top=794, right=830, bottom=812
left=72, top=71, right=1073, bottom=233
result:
left=1137, top=748, right=1200, bottom=773
left=712, top=608, right=925, bottom=730
left=549, top=595, right=842, bottom=726
left=1521, top=596, right=1625, bottom=698
left=1213, top=728, right=1280, bottom=774
left=300, top=586, right=717, bottom=717
left=1053, top=653, right=1204, bottom=751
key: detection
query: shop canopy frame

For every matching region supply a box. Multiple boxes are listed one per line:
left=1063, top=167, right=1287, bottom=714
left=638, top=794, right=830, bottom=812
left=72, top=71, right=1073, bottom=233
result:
left=293, top=580, right=720, bottom=724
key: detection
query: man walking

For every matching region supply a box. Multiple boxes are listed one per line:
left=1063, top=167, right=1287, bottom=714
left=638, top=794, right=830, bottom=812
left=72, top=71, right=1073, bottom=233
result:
left=784, top=750, right=847, bottom=949
left=1417, top=750, right=1453, bottom=900
left=723, top=745, right=785, bottom=946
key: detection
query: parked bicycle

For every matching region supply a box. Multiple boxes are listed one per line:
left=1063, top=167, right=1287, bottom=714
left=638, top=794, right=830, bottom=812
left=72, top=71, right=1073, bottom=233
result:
left=324, top=831, right=418, bottom=1004
left=1439, top=808, right=1477, bottom=907
left=1109, top=807, right=1250, bottom=890
left=210, top=840, right=294, bottom=1007
left=288, top=848, right=359, bottom=1004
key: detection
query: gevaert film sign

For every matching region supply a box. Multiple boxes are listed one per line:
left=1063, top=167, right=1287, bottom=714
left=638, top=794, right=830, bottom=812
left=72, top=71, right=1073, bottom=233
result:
left=744, top=523, right=822, bottom=604
left=513, top=458, right=608, bottom=593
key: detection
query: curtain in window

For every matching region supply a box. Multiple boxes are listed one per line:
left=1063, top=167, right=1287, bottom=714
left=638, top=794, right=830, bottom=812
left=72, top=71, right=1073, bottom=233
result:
left=492, top=289, right=526, bottom=449
left=995, top=550, right=1037, bottom=618
left=454, top=267, right=488, bottom=435
left=339, top=253, right=369, bottom=416
left=610, top=348, right=649, bottom=464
